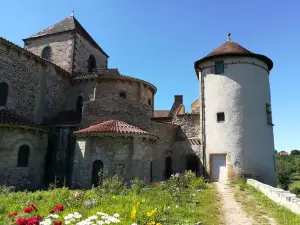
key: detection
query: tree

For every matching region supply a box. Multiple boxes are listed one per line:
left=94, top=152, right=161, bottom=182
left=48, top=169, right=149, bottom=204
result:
left=276, top=160, right=295, bottom=190
left=274, top=150, right=278, bottom=154
left=291, top=150, right=300, bottom=156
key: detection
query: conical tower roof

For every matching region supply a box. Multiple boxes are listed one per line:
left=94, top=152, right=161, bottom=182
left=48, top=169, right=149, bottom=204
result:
left=194, top=33, right=273, bottom=72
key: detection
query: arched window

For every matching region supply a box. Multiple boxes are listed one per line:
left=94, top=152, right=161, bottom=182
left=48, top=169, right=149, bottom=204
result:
left=17, top=145, right=30, bottom=167
left=41, top=46, right=51, bottom=61
left=88, top=55, right=96, bottom=72
left=76, top=95, right=83, bottom=115
left=165, top=157, right=172, bottom=179
left=0, top=82, right=9, bottom=106
left=92, top=160, right=103, bottom=187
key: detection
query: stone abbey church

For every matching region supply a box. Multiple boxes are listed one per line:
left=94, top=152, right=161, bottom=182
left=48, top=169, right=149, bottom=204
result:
left=0, top=15, right=276, bottom=189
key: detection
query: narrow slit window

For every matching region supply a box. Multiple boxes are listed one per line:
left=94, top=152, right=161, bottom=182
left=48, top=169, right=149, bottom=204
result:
left=215, top=61, right=224, bottom=74
left=148, top=98, right=152, bottom=105
left=217, top=112, right=225, bottom=122
left=266, top=103, right=273, bottom=125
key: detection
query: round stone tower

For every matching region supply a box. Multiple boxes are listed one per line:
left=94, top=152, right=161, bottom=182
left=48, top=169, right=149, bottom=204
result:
left=194, top=33, right=276, bottom=186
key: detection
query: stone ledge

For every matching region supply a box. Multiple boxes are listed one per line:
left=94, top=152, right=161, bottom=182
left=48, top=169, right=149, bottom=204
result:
left=247, top=179, right=300, bottom=214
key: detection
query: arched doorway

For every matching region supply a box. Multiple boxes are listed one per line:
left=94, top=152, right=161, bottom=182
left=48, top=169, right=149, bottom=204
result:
left=185, top=155, right=199, bottom=176
left=165, top=157, right=172, bottom=179
left=92, top=160, right=103, bottom=187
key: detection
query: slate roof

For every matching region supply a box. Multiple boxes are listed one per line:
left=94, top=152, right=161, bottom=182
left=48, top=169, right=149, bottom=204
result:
left=43, top=110, right=82, bottom=126
left=74, top=120, right=157, bottom=138
left=24, top=16, right=108, bottom=57
left=194, top=40, right=273, bottom=72
left=0, top=109, right=48, bottom=131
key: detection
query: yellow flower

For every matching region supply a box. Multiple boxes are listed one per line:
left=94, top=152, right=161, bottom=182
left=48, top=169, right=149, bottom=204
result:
left=141, top=199, right=146, bottom=203
left=130, top=207, right=137, bottom=219
left=147, top=209, right=157, bottom=217
left=156, top=223, right=162, bottom=225
left=147, top=222, right=155, bottom=225
left=112, top=195, right=116, bottom=199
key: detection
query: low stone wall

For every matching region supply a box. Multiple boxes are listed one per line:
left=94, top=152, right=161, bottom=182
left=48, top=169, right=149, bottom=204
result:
left=247, top=179, right=300, bottom=214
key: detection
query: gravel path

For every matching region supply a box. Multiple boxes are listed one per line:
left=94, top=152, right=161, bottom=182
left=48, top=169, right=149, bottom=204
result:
left=216, top=182, right=257, bottom=225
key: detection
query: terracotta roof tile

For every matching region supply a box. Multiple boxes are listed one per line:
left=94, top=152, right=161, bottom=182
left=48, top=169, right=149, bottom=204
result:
left=194, top=40, right=273, bottom=72
left=0, top=109, right=48, bottom=132
left=74, top=120, right=158, bottom=138
left=43, top=110, right=81, bottom=126
left=0, top=109, right=34, bottom=126
left=207, top=41, right=252, bottom=57
left=153, top=110, right=169, bottom=117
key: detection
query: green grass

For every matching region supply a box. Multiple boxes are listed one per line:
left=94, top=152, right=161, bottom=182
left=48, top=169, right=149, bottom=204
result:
left=0, top=184, right=222, bottom=225
left=234, top=183, right=300, bottom=225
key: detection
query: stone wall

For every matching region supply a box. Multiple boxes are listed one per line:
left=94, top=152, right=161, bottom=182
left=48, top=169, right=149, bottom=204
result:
left=0, top=127, right=48, bottom=189
left=24, top=32, right=74, bottom=73
left=73, top=33, right=108, bottom=73
left=82, top=97, right=152, bottom=131
left=72, top=135, right=153, bottom=188
left=0, top=40, right=72, bottom=124
left=247, top=179, right=300, bottom=214
left=172, top=140, right=203, bottom=175
left=150, top=122, right=178, bottom=180
left=173, top=114, right=200, bottom=138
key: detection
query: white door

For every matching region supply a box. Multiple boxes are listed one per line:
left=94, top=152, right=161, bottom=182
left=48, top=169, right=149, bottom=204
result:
left=211, top=155, right=227, bottom=182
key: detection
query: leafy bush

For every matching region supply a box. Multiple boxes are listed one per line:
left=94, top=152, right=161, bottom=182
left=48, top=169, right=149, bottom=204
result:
left=289, top=181, right=300, bottom=196
left=101, top=175, right=126, bottom=195
left=190, top=177, right=207, bottom=190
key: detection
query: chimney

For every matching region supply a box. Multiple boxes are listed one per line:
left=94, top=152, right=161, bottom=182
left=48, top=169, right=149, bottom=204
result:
left=174, top=95, right=183, bottom=105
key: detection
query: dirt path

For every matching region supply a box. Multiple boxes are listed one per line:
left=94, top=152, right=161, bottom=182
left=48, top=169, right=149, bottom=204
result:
left=216, top=182, right=277, bottom=225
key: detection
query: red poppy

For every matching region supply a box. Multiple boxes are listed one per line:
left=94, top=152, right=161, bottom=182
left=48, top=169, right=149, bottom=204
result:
left=8, top=212, right=18, bottom=217
left=28, top=218, right=40, bottom=225
left=54, top=205, right=64, bottom=211
left=53, top=221, right=63, bottom=225
left=24, top=206, right=34, bottom=213
left=31, top=205, right=38, bottom=211
left=17, top=218, right=28, bottom=225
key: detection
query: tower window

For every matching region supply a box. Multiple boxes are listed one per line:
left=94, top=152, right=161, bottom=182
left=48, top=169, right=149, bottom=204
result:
left=41, top=46, right=52, bottom=61
left=217, top=112, right=225, bottom=122
left=17, top=145, right=30, bottom=167
left=88, top=55, right=97, bottom=72
left=119, top=91, right=127, bottom=99
left=266, top=103, right=273, bottom=125
left=215, top=61, right=224, bottom=74
left=148, top=98, right=152, bottom=105
left=0, top=82, right=9, bottom=106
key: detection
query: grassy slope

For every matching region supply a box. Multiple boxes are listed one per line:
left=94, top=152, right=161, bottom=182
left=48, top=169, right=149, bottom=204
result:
left=234, top=184, right=300, bottom=225
left=0, top=184, right=222, bottom=225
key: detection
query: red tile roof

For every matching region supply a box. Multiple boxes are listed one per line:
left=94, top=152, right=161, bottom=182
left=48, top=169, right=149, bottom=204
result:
left=153, top=110, right=170, bottom=117
left=0, top=109, right=48, bottom=132
left=0, top=109, right=34, bottom=126
left=194, top=40, right=273, bottom=72
left=74, top=120, right=158, bottom=138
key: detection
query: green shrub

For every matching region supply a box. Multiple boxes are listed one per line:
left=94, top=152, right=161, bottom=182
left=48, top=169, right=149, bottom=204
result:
left=289, top=181, right=300, bottom=196
left=101, top=175, right=126, bottom=195
left=236, top=176, right=247, bottom=191
left=190, top=177, right=207, bottom=190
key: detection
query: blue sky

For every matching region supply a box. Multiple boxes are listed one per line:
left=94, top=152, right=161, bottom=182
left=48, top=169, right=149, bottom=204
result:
left=0, top=0, right=299, bottom=152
